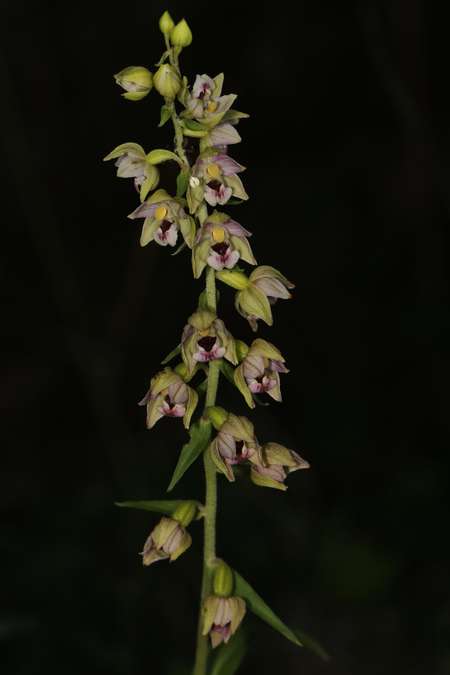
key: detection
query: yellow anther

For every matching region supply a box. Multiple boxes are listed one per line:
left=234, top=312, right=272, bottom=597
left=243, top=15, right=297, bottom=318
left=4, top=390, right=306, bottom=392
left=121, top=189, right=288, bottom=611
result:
left=155, top=206, right=168, bottom=220
left=207, top=100, right=218, bottom=113
left=206, top=163, right=221, bottom=179
left=211, top=226, right=225, bottom=243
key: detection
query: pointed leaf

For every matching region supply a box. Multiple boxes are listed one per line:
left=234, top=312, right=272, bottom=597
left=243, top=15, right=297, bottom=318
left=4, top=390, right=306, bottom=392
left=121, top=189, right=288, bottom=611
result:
left=176, top=169, right=190, bottom=197
left=167, top=420, right=212, bottom=492
left=161, top=344, right=181, bottom=365
left=210, top=629, right=247, bottom=675
left=159, top=104, right=172, bottom=127
left=293, top=628, right=330, bottom=662
left=233, top=571, right=302, bottom=647
left=115, top=499, right=186, bottom=515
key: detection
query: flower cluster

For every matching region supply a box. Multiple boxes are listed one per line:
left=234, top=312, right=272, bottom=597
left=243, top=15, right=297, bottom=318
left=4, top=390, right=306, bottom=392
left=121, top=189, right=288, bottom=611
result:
left=106, top=10, right=311, bottom=670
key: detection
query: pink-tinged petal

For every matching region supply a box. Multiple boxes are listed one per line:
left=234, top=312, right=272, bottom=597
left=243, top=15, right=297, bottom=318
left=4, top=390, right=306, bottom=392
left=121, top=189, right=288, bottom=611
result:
left=207, top=251, right=226, bottom=270
left=215, top=94, right=237, bottom=114
left=208, top=123, right=241, bottom=147
left=128, top=201, right=159, bottom=220
left=216, top=185, right=233, bottom=205
left=223, top=249, right=240, bottom=269
left=161, top=400, right=186, bottom=418
left=138, top=389, right=151, bottom=406
left=243, top=355, right=265, bottom=380
left=222, top=219, right=252, bottom=237
left=216, top=432, right=237, bottom=461
left=270, top=359, right=289, bottom=373
left=254, top=277, right=292, bottom=299
left=168, top=380, right=189, bottom=404
left=192, top=74, right=215, bottom=99
left=204, top=185, right=219, bottom=206
left=116, top=155, right=145, bottom=178
left=155, top=223, right=178, bottom=247
left=214, top=154, right=245, bottom=176
left=248, top=380, right=264, bottom=394
left=211, top=345, right=226, bottom=359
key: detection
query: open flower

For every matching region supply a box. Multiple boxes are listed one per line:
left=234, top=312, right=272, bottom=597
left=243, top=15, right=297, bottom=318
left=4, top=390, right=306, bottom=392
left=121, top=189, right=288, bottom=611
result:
left=138, top=367, right=198, bottom=429
left=202, top=595, right=246, bottom=648
left=103, top=142, right=159, bottom=201
left=209, top=413, right=261, bottom=481
left=234, top=339, right=288, bottom=408
left=192, top=211, right=256, bottom=278
left=128, top=189, right=195, bottom=248
left=250, top=442, right=310, bottom=491
left=141, top=516, right=191, bottom=566
left=183, top=73, right=236, bottom=128
left=187, top=151, right=248, bottom=213
left=181, top=310, right=237, bottom=375
left=235, top=265, right=295, bottom=330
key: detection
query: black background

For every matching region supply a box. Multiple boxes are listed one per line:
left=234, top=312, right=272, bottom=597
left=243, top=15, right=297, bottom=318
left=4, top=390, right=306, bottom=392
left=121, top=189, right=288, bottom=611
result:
left=2, top=1, right=449, bottom=674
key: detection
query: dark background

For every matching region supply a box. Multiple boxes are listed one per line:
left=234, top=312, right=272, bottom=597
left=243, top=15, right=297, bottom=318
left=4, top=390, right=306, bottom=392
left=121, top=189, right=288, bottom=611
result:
left=1, top=1, right=449, bottom=673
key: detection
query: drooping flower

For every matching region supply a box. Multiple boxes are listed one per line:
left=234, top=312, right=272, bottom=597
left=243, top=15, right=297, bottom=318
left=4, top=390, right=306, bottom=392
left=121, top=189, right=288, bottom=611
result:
left=202, top=595, right=246, bottom=648
left=250, top=442, right=310, bottom=491
left=128, top=189, right=195, bottom=248
left=103, top=143, right=159, bottom=201
left=209, top=413, right=261, bottom=481
left=234, top=265, right=295, bottom=331
left=181, top=310, right=237, bottom=375
left=138, top=367, right=198, bottom=429
left=114, top=66, right=153, bottom=101
left=141, top=516, right=191, bottom=566
left=192, top=211, right=256, bottom=278
left=187, top=151, right=248, bottom=213
left=234, top=339, right=288, bottom=408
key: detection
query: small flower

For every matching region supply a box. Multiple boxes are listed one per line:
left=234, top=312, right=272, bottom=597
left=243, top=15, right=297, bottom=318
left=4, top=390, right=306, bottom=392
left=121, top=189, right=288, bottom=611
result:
left=202, top=595, right=246, bottom=648
left=138, top=367, right=198, bottom=429
left=250, top=442, right=310, bottom=491
left=183, top=73, right=237, bottom=129
left=114, top=66, right=153, bottom=101
left=235, top=265, right=295, bottom=330
left=128, top=188, right=195, bottom=248
left=187, top=151, right=248, bottom=213
left=192, top=211, right=256, bottom=278
left=234, top=339, right=288, bottom=408
left=141, top=516, right=191, bottom=566
left=181, top=310, right=237, bottom=375
left=209, top=413, right=261, bottom=481
left=103, top=143, right=159, bottom=201
left=153, top=63, right=181, bottom=100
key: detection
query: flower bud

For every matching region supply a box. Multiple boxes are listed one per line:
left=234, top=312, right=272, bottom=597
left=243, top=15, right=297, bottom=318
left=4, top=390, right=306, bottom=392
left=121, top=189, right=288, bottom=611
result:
left=114, top=66, right=153, bottom=101
left=216, top=269, right=249, bottom=290
left=213, top=561, right=234, bottom=597
left=153, top=64, right=181, bottom=100
left=172, top=500, right=197, bottom=527
left=235, top=340, right=249, bottom=361
left=174, top=361, right=190, bottom=381
left=206, top=406, right=229, bottom=431
left=170, top=18, right=193, bottom=47
left=159, top=10, right=175, bottom=35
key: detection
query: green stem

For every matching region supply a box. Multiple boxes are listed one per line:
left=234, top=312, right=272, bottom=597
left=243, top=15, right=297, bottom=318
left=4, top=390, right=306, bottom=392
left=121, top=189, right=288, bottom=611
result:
left=193, top=268, right=220, bottom=675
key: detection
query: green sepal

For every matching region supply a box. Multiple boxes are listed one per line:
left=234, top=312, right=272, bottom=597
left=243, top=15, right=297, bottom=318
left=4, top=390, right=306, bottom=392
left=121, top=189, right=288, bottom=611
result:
left=210, top=629, right=247, bottom=675
left=183, top=119, right=209, bottom=132
left=115, top=499, right=196, bottom=516
left=218, top=360, right=236, bottom=387
left=161, top=344, right=181, bottom=365
left=233, top=570, right=302, bottom=647
left=159, top=104, right=172, bottom=127
left=176, top=168, right=190, bottom=197
left=146, top=148, right=181, bottom=165
left=167, top=419, right=212, bottom=492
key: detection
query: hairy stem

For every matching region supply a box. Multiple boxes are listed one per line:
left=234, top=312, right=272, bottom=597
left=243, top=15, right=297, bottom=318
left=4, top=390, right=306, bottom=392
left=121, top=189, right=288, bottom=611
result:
left=193, top=267, right=220, bottom=675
